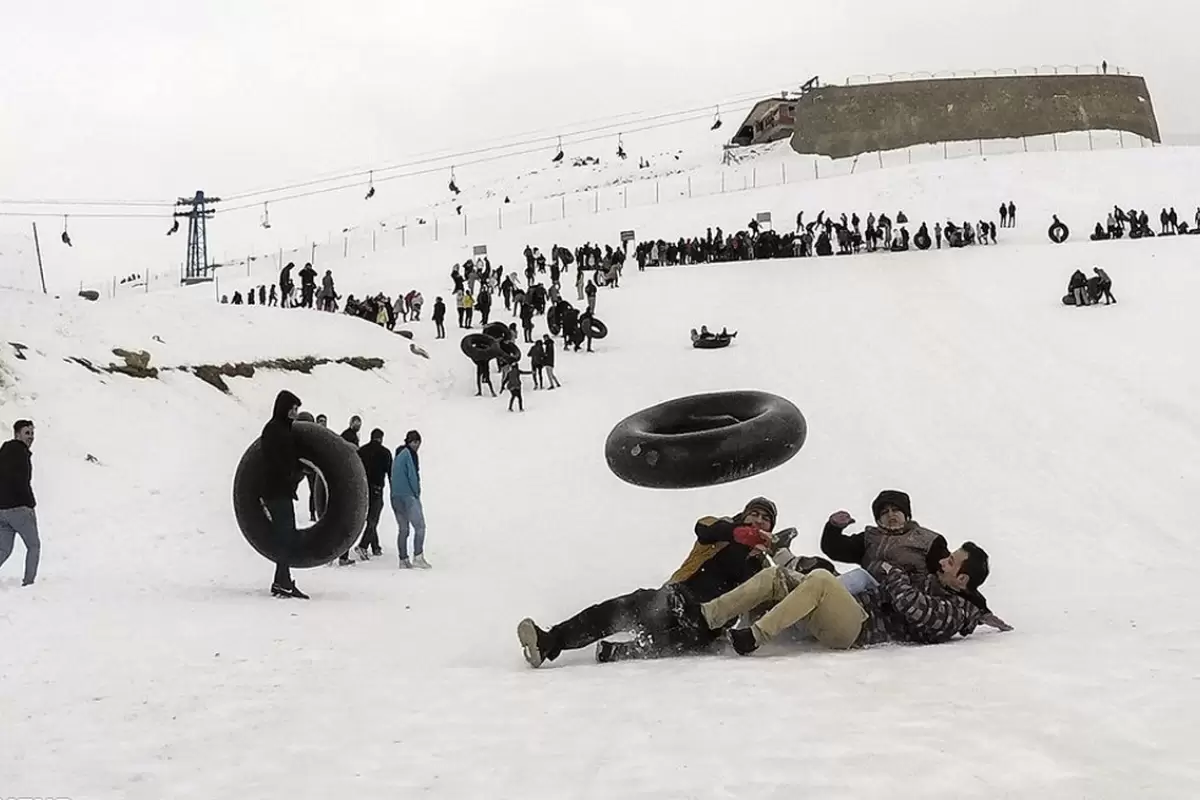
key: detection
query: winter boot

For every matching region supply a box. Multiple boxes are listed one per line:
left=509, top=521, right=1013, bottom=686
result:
left=337, top=554, right=356, bottom=566
left=371, top=545, right=383, bottom=557
left=272, top=582, right=310, bottom=600
left=398, top=557, right=413, bottom=569
left=728, top=627, right=759, bottom=656
left=595, top=640, right=646, bottom=663
left=412, top=554, right=432, bottom=569
left=354, top=545, right=371, bottom=561
left=517, top=618, right=557, bottom=668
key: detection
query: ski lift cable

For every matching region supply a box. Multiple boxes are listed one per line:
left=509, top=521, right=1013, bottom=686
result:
left=215, top=103, right=751, bottom=215
left=217, top=83, right=796, bottom=202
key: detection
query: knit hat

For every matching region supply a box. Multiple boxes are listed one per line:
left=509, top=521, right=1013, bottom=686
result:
left=872, top=490, right=912, bottom=521
left=742, top=497, right=778, bottom=531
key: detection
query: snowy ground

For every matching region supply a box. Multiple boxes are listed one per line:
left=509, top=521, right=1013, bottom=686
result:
left=3, top=149, right=1200, bottom=799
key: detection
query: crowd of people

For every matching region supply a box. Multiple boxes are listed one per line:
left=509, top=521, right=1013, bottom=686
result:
left=1091, top=205, right=1200, bottom=241
left=632, top=206, right=1007, bottom=268
left=261, top=393, right=430, bottom=598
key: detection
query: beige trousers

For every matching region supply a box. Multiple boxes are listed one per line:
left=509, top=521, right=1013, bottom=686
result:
left=701, top=567, right=867, bottom=649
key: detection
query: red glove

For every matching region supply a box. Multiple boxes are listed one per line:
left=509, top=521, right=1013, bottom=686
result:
left=828, top=511, right=855, bottom=529
left=733, top=526, right=769, bottom=548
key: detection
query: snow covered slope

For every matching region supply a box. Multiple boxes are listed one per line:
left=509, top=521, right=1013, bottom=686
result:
left=2, top=148, right=1200, bottom=800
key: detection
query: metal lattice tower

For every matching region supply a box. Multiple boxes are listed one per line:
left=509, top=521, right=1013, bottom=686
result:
left=175, top=190, right=220, bottom=284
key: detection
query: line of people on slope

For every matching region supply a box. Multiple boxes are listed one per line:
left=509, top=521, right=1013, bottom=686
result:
left=517, top=490, right=1011, bottom=667
left=259, top=392, right=431, bottom=599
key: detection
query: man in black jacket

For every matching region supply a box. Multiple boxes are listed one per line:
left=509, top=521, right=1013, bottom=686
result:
left=0, top=420, right=40, bottom=586
left=260, top=391, right=309, bottom=598
left=341, top=415, right=362, bottom=446
left=354, top=428, right=392, bottom=560
left=517, top=498, right=798, bottom=667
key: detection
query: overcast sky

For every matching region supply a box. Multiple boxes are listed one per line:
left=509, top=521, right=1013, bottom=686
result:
left=2, top=0, right=1197, bottom=286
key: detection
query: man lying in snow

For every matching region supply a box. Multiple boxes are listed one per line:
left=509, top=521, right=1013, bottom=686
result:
left=517, top=497, right=830, bottom=668
left=671, top=538, right=1007, bottom=656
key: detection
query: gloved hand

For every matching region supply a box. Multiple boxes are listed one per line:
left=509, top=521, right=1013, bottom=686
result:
left=732, top=525, right=770, bottom=549
left=828, top=510, right=855, bottom=529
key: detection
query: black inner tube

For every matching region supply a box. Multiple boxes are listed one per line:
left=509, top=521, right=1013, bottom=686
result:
left=653, top=412, right=754, bottom=435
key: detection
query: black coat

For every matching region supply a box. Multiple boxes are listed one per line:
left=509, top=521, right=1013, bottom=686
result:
left=0, top=439, right=35, bottom=510
left=341, top=427, right=360, bottom=446
left=542, top=339, right=556, bottom=367
left=357, top=441, right=392, bottom=488
left=259, top=391, right=302, bottom=501
left=432, top=300, right=446, bottom=322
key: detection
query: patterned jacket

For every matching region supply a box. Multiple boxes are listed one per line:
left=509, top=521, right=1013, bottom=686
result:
left=855, top=569, right=983, bottom=647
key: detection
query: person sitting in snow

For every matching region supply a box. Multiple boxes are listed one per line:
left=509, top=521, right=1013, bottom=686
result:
left=817, top=491, right=1008, bottom=636
left=517, top=498, right=824, bottom=667
left=670, top=535, right=1003, bottom=656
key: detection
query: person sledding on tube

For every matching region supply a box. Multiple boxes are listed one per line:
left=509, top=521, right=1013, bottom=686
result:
left=690, top=326, right=737, bottom=344
left=517, top=498, right=826, bottom=668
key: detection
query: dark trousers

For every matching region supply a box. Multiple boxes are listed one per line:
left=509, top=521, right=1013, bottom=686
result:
left=358, top=485, right=385, bottom=550
left=508, top=389, right=524, bottom=411
left=457, top=308, right=465, bottom=327
left=435, top=320, right=445, bottom=338
left=480, top=307, right=490, bottom=325
left=546, top=585, right=714, bottom=659
left=264, top=495, right=297, bottom=587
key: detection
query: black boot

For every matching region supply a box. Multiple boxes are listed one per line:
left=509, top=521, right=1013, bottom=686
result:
left=728, top=627, right=758, bottom=655
left=517, top=618, right=561, bottom=668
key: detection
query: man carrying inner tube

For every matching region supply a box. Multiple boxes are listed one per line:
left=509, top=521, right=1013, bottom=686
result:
left=260, top=390, right=309, bottom=599
left=517, top=498, right=829, bottom=668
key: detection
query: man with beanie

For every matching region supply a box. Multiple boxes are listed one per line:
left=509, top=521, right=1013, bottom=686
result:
left=391, top=430, right=428, bottom=569
left=354, top=428, right=392, bottom=560
left=259, top=390, right=309, bottom=598
left=821, top=490, right=952, bottom=595
left=518, top=497, right=822, bottom=668
left=0, top=420, right=40, bottom=586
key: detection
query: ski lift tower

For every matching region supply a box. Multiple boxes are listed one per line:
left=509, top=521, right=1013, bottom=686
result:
left=176, top=190, right=221, bottom=285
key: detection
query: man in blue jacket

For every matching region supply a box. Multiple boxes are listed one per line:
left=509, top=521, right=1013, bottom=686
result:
left=391, top=430, right=428, bottom=569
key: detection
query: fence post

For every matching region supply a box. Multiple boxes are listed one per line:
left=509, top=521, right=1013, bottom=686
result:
left=498, top=207, right=503, bottom=230
left=372, top=229, right=377, bottom=252
left=1088, top=130, right=1094, bottom=151
left=343, top=235, right=348, bottom=258
left=435, top=217, right=439, bottom=242
left=1052, top=134, right=1059, bottom=152
left=1023, top=137, right=1028, bottom=153
left=877, top=151, right=884, bottom=168
left=623, top=187, right=628, bottom=209
left=944, top=141, right=948, bottom=159
left=814, top=161, right=819, bottom=180
left=687, top=176, right=692, bottom=198
left=721, top=171, right=726, bottom=193
left=1118, top=130, right=1124, bottom=149
left=907, top=149, right=912, bottom=165
left=594, top=191, right=599, bottom=213
left=752, top=167, right=757, bottom=188
left=655, top=182, right=660, bottom=204
left=977, top=140, right=983, bottom=156
left=402, top=226, right=406, bottom=247
left=463, top=213, right=468, bottom=236
left=561, top=195, right=566, bottom=219
left=781, top=162, right=786, bottom=183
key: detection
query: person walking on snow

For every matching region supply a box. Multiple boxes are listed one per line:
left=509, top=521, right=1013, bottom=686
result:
left=541, top=335, right=562, bottom=389
left=259, top=391, right=309, bottom=598
left=585, top=279, right=597, bottom=313
left=1094, top=267, right=1116, bottom=304
left=391, top=430, right=428, bottom=569
left=0, top=420, right=40, bottom=587
left=502, top=362, right=532, bottom=411
left=432, top=297, right=447, bottom=339
left=354, top=428, right=392, bottom=560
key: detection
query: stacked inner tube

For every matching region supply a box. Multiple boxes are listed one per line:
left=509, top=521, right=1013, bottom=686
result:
left=547, top=305, right=562, bottom=335
left=694, top=336, right=732, bottom=350
left=913, top=230, right=932, bottom=251
left=461, top=333, right=502, bottom=363
left=482, top=321, right=511, bottom=341
left=233, top=422, right=369, bottom=567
